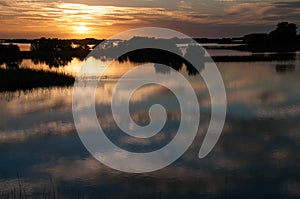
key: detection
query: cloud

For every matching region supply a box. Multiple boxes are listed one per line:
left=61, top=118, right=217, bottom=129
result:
left=223, top=1, right=300, bottom=25
left=0, top=0, right=300, bottom=38
left=0, top=121, right=75, bottom=143
left=275, top=1, right=300, bottom=8
left=0, top=1, right=209, bottom=27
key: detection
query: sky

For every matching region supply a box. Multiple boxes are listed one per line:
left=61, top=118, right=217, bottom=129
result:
left=0, top=0, right=299, bottom=39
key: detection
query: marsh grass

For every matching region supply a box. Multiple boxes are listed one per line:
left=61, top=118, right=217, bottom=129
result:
left=0, top=68, right=74, bottom=92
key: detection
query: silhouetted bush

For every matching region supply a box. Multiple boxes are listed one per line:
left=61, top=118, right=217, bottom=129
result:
left=31, top=38, right=73, bottom=52
left=0, top=44, right=22, bottom=68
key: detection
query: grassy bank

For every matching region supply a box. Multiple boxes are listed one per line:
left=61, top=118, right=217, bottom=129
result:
left=0, top=68, right=74, bottom=92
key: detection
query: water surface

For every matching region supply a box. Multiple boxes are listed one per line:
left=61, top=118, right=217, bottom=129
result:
left=0, top=56, right=299, bottom=198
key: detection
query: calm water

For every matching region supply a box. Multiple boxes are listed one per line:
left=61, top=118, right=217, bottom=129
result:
left=0, top=54, right=299, bottom=198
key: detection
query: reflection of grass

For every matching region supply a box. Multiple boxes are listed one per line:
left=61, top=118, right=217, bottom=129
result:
left=0, top=181, right=86, bottom=199
left=0, top=68, right=74, bottom=92
left=0, top=179, right=58, bottom=199
left=0, top=175, right=66, bottom=199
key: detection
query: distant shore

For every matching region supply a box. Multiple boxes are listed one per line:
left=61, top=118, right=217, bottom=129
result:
left=0, top=22, right=299, bottom=92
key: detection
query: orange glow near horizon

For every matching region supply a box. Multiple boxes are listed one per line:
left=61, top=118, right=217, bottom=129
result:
left=0, top=0, right=299, bottom=39
left=0, top=1, right=146, bottom=39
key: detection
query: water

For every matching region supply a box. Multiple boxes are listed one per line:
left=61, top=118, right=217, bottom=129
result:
left=177, top=43, right=251, bottom=56
left=0, top=55, right=299, bottom=198
left=1, top=43, right=31, bottom=51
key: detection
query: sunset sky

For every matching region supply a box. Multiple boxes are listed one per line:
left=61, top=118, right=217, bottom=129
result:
left=0, top=0, right=299, bottom=39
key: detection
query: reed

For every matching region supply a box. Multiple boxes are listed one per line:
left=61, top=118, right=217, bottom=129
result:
left=0, top=68, right=74, bottom=92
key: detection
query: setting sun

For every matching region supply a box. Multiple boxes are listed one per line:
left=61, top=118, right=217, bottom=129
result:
left=74, top=25, right=89, bottom=34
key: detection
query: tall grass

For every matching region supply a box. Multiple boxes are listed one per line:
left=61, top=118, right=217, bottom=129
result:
left=0, top=68, right=74, bottom=92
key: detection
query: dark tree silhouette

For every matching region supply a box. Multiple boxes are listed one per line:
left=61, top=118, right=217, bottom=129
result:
left=269, top=22, right=298, bottom=43
left=239, top=22, right=300, bottom=52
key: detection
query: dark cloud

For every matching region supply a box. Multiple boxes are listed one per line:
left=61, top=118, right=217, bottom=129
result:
left=275, top=1, right=300, bottom=8
left=0, top=1, right=8, bottom=6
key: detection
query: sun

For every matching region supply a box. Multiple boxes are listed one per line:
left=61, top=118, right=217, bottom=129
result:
left=74, top=25, right=89, bottom=34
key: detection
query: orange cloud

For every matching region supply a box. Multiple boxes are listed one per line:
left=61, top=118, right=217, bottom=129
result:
left=0, top=0, right=299, bottom=38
